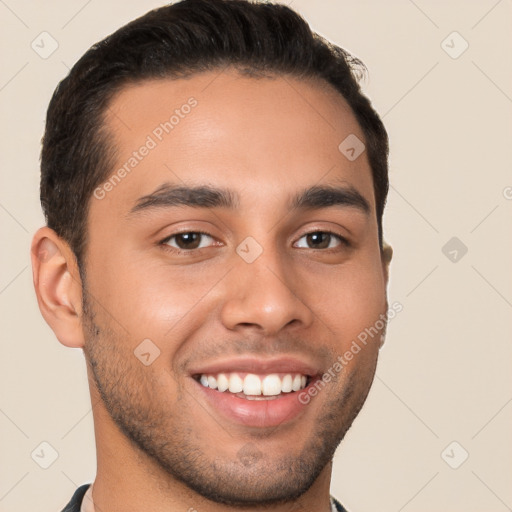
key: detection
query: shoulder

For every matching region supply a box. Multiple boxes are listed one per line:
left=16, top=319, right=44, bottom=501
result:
left=60, top=484, right=91, bottom=512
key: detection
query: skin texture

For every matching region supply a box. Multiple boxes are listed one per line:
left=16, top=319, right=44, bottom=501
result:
left=31, top=69, right=391, bottom=512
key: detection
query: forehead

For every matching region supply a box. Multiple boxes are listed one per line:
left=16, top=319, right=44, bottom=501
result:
left=96, top=69, right=374, bottom=217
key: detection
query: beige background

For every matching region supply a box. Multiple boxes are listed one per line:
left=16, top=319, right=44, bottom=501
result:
left=1, top=0, right=511, bottom=510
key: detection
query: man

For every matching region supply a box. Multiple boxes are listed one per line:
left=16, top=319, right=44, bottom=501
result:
left=31, top=0, right=393, bottom=510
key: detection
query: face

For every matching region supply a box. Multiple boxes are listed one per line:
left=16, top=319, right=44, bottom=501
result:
left=82, top=69, right=389, bottom=506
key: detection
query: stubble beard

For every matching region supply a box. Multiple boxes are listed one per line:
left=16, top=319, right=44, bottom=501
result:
left=81, top=290, right=377, bottom=507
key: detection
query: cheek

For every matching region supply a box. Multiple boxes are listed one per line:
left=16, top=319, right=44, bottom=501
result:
left=93, top=255, right=223, bottom=351
left=298, top=256, right=387, bottom=337
left=86, top=237, right=190, bottom=320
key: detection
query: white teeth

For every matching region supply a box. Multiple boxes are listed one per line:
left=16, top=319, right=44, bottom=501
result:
left=262, top=374, right=282, bottom=396
left=240, top=393, right=279, bottom=400
left=198, top=372, right=309, bottom=396
left=281, top=374, right=293, bottom=393
left=207, top=375, right=217, bottom=390
left=243, top=374, right=262, bottom=395
left=217, top=373, right=229, bottom=392
left=228, top=373, right=243, bottom=393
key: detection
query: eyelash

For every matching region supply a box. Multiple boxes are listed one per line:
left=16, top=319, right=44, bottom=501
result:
left=159, top=230, right=217, bottom=255
left=158, top=230, right=351, bottom=255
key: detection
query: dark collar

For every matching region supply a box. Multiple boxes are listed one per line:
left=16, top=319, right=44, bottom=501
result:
left=61, top=484, right=350, bottom=512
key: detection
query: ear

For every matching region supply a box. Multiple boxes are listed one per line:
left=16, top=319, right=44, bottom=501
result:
left=381, top=240, right=393, bottom=285
left=31, top=227, right=85, bottom=348
left=379, top=241, right=393, bottom=349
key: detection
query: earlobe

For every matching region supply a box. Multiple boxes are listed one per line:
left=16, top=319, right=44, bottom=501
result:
left=381, top=241, right=393, bottom=282
left=31, top=227, right=85, bottom=348
left=379, top=241, right=393, bottom=350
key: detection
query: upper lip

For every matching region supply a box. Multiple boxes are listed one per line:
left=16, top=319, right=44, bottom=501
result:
left=189, top=356, right=321, bottom=377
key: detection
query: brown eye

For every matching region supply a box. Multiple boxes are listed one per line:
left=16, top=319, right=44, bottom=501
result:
left=163, top=232, right=214, bottom=250
left=295, top=231, right=346, bottom=249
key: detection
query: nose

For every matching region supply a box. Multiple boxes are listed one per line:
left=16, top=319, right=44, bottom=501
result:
left=220, top=253, right=314, bottom=336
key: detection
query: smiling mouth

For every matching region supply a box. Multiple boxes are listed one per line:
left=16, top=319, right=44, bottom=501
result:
left=193, top=372, right=312, bottom=400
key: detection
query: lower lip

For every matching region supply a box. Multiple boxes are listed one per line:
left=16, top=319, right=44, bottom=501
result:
left=193, top=379, right=316, bottom=428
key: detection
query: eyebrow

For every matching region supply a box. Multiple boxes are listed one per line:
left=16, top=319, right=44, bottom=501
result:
left=127, top=182, right=370, bottom=217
